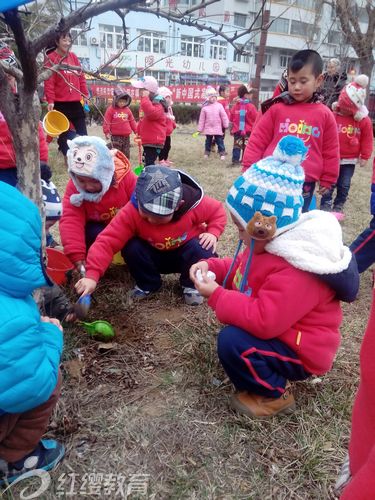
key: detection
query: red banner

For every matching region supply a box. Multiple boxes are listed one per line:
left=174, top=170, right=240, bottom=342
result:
left=89, top=84, right=241, bottom=103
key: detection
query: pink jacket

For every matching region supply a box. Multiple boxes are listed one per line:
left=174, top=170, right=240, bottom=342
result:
left=198, top=101, right=229, bottom=135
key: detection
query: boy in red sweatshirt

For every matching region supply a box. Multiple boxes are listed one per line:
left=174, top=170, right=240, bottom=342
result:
left=131, top=76, right=167, bottom=166
left=59, top=135, right=137, bottom=273
left=190, top=136, right=358, bottom=418
left=103, top=87, right=137, bottom=159
left=75, top=165, right=226, bottom=306
left=320, top=75, right=373, bottom=213
left=242, top=49, right=339, bottom=212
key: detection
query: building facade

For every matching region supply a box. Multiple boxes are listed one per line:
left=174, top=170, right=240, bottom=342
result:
left=69, top=0, right=372, bottom=93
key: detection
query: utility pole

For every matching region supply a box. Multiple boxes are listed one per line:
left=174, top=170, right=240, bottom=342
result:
left=253, top=9, right=270, bottom=108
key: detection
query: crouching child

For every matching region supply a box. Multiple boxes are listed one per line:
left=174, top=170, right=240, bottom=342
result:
left=190, top=136, right=359, bottom=418
left=75, top=165, right=226, bottom=306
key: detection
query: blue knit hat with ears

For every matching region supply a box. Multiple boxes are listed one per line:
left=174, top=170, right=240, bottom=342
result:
left=226, top=135, right=307, bottom=236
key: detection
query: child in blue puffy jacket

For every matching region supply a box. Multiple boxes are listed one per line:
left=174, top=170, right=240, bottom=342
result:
left=0, top=181, right=65, bottom=486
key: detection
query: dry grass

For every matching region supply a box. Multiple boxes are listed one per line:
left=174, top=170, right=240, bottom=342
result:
left=5, top=124, right=374, bottom=499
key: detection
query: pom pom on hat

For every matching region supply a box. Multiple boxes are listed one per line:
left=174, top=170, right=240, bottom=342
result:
left=226, top=135, right=307, bottom=237
left=337, top=74, right=369, bottom=121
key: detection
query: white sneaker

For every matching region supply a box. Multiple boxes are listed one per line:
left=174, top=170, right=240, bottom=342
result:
left=183, top=287, right=204, bottom=306
left=220, top=155, right=226, bottom=160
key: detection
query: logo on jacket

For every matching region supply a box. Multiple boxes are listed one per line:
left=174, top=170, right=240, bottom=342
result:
left=279, top=119, right=321, bottom=143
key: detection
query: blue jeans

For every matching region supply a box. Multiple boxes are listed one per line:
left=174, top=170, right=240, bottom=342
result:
left=218, top=326, right=310, bottom=398
left=205, top=135, right=225, bottom=155
left=122, top=237, right=217, bottom=291
left=350, top=216, right=375, bottom=273
left=321, top=164, right=355, bottom=210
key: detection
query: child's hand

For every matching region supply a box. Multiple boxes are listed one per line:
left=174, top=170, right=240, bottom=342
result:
left=190, top=261, right=209, bottom=282
left=75, top=277, right=97, bottom=297
left=190, top=264, right=219, bottom=299
left=47, top=103, right=54, bottom=111
left=140, top=89, right=149, bottom=98
left=41, top=316, right=63, bottom=332
left=359, top=159, right=368, bottom=168
left=74, top=260, right=86, bottom=276
left=199, top=232, right=217, bottom=252
left=317, top=185, right=329, bottom=195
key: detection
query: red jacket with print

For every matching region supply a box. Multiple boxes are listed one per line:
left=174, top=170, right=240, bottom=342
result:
left=85, top=195, right=226, bottom=283
left=60, top=152, right=137, bottom=264
left=103, top=105, right=137, bottom=137
left=242, top=102, right=340, bottom=188
left=44, top=50, right=88, bottom=103
left=229, top=99, right=258, bottom=135
left=335, top=114, right=373, bottom=161
left=206, top=248, right=342, bottom=375
left=137, top=96, right=167, bottom=146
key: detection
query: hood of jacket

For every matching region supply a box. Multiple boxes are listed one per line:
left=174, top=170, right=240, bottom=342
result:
left=0, top=181, right=52, bottom=298
left=265, top=210, right=358, bottom=301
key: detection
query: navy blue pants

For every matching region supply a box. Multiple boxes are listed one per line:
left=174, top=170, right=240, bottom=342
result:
left=143, top=146, right=161, bottom=166
left=350, top=216, right=375, bottom=273
left=321, top=164, right=355, bottom=210
left=53, top=101, right=87, bottom=156
left=205, top=135, right=225, bottom=155
left=85, top=221, right=106, bottom=249
left=122, top=237, right=216, bottom=291
left=218, top=326, right=310, bottom=398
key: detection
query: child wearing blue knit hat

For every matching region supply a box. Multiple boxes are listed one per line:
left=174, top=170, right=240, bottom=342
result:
left=190, top=135, right=358, bottom=418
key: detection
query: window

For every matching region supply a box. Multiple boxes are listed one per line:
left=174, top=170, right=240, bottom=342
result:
left=280, top=51, right=293, bottom=68
left=99, top=24, right=125, bottom=50
left=254, top=50, right=272, bottom=67
left=327, top=30, right=341, bottom=44
left=293, top=0, right=316, bottom=9
left=137, top=31, right=167, bottom=54
left=180, top=36, right=204, bottom=58
left=269, top=17, right=290, bottom=34
left=210, top=40, right=227, bottom=60
left=144, top=70, right=167, bottom=86
left=290, top=20, right=312, bottom=36
left=71, top=28, right=87, bottom=46
left=233, top=45, right=250, bottom=63
left=234, top=13, right=247, bottom=28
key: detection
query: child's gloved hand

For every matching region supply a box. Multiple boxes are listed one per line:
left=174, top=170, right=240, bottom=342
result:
left=75, top=277, right=97, bottom=297
left=199, top=232, right=217, bottom=252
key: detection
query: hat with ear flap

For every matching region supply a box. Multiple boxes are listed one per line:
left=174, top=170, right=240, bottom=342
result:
left=226, top=135, right=307, bottom=237
left=67, top=136, right=115, bottom=206
left=224, top=135, right=307, bottom=294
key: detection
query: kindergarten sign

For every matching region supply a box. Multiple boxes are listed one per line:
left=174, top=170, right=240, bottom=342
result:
left=89, top=84, right=241, bottom=103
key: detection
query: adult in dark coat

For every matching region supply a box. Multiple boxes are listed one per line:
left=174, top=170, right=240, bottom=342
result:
left=321, top=58, right=347, bottom=109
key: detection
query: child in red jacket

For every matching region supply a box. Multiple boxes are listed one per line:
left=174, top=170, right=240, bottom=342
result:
left=320, top=75, right=373, bottom=213
left=59, top=135, right=137, bottom=272
left=157, top=86, right=176, bottom=165
left=243, top=49, right=339, bottom=212
left=229, top=85, right=258, bottom=165
left=103, top=87, right=137, bottom=160
left=75, top=165, right=227, bottom=306
left=131, top=76, right=167, bottom=166
left=190, top=136, right=357, bottom=418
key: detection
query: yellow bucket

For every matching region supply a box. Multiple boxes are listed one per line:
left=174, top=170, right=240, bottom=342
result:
left=43, top=110, right=69, bottom=137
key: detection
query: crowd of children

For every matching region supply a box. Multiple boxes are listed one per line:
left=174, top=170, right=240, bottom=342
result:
left=1, top=40, right=375, bottom=497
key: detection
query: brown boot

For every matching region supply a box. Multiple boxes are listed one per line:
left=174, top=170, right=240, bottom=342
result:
left=230, top=387, right=296, bottom=418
